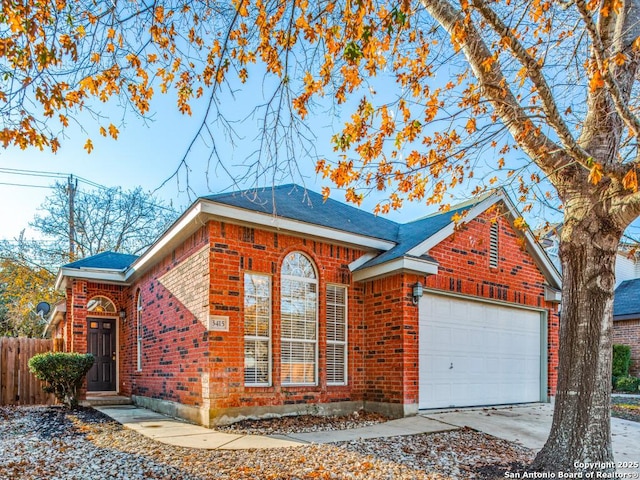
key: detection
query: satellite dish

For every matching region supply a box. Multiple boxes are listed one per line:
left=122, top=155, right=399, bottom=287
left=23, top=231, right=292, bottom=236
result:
left=36, top=302, right=51, bottom=317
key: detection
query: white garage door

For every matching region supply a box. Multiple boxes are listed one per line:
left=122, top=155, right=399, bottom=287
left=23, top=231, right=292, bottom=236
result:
left=419, top=294, right=542, bottom=409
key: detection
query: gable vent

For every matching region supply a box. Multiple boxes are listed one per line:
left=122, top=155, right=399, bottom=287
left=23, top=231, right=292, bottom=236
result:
left=489, top=222, right=499, bottom=268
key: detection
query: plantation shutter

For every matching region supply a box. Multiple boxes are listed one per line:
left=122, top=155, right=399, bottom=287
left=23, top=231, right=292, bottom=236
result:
left=326, top=285, right=347, bottom=385
left=244, top=273, right=271, bottom=386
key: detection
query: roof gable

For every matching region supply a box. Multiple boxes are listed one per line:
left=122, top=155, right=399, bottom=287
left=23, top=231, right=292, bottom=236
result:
left=351, top=189, right=561, bottom=288
left=355, top=203, right=478, bottom=270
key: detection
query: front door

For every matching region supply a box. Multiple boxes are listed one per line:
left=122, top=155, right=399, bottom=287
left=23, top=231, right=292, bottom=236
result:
left=87, top=318, right=116, bottom=391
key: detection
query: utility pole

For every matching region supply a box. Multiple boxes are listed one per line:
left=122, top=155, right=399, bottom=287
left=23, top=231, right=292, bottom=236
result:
left=67, top=175, right=77, bottom=262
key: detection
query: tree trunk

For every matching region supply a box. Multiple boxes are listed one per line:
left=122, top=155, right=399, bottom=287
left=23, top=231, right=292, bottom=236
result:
left=533, top=201, right=622, bottom=473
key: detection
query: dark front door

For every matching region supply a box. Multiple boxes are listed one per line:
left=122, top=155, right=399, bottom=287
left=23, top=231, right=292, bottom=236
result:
left=87, top=318, right=116, bottom=391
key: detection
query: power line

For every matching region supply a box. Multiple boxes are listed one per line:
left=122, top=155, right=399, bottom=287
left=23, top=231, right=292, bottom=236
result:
left=0, top=181, right=54, bottom=189
left=0, top=168, right=180, bottom=214
left=0, top=167, right=69, bottom=179
left=0, top=167, right=108, bottom=191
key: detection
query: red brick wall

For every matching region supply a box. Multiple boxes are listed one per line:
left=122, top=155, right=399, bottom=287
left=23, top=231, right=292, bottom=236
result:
left=613, top=319, right=640, bottom=377
left=424, top=211, right=560, bottom=395
left=120, top=226, right=210, bottom=407
left=361, top=273, right=419, bottom=406
left=205, top=221, right=367, bottom=411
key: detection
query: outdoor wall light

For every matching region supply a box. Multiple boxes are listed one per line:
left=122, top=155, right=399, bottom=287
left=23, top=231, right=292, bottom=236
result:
left=412, top=281, right=424, bottom=304
left=119, top=309, right=126, bottom=322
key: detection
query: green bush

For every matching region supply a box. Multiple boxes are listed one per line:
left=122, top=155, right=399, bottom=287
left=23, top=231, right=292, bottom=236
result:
left=615, top=376, right=640, bottom=393
left=612, top=345, right=632, bottom=377
left=28, top=352, right=95, bottom=409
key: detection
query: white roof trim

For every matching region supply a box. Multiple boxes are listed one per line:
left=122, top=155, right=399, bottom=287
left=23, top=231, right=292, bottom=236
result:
left=352, top=256, right=439, bottom=282
left=406, top=194, right=502, bottom=256
left=544, top=285, right=561, bottom=303
left=199, top=200, right=397, bottom=251
left=55, top=189, right=561, bottom=293
left=125, top=202, right=206, bottom=281
left=348, top=252, right=378, bottom=272
left=43, top=301, right=67, bottom=338
left=58, top=197, right=398, bottom=290
left=405, top=190, right=562, bottom=289
left=56, top=268, right=127, bottom=290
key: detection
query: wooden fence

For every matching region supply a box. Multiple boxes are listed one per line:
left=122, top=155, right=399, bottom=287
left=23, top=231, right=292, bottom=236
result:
left=0, top=337, right=56, bottom=406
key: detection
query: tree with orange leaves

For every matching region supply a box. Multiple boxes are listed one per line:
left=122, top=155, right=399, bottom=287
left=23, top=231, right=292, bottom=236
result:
left=2, top=0, right=640, bottom=472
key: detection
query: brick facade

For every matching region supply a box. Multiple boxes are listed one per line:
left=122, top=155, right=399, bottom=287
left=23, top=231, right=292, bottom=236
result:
left=613, top=319, right=640, bottom=377
left=59, top=203, right=559, bottom=426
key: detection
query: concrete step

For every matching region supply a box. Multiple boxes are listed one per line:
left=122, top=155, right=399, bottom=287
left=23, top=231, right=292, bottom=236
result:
left=82, top=395, right=132, bottom=407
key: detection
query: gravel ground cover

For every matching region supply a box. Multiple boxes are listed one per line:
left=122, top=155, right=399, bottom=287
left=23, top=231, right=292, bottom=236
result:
left=215, top=410, right=388, bottom=435
left=0, top=406, right=534, bottom=480
left=611, top=396, right=640, bottom=423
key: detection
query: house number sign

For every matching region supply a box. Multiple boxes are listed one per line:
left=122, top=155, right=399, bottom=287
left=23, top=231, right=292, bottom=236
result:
left=208, top=315, right=229, bottom=332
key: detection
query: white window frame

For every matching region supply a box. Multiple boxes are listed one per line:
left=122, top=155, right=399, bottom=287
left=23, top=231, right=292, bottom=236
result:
left=326, top=284, right=348, bottom=386
left=244, top=272, right=272, bottom=387
left=87, top=295, right=117, bottom=313
left=136, top=291, right=143, bottom=372
left=281, top=252, right=318, bottom=386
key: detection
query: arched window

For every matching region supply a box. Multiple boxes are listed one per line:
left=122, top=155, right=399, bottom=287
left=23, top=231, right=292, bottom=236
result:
left=87, top=296, right=116, bottom=314
left=136, top=290, right=143, bottom=372
left=281, top=252, right=317, bottom=385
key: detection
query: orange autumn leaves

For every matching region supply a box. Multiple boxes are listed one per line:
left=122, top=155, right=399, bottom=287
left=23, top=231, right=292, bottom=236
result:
left=1, top=0, right=639, bottom=211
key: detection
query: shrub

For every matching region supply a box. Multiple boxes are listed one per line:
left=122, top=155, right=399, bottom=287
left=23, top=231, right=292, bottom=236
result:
left=615, top=376, right=640, bottom=393
left=612, top=345, right=632, bottom=378
left=28, top=352, right=95, bottom=409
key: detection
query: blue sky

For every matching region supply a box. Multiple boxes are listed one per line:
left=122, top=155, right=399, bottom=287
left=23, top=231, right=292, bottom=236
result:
left=0, top=83, right=438, bottom=241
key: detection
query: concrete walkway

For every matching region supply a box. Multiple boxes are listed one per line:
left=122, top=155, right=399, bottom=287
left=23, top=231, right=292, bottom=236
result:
left=424, top=402, right=640, bottom=464
left=285, top=416, right=457, bottom=444
left=97, top=401, right=640, bottom=463
left=95, top=405, right=303, bottom=449
left=95, top=405, right=456, bottom=450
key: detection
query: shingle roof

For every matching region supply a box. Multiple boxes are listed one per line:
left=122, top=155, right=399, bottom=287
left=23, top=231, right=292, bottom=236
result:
left=63, top=251, right=139, bottom=271
left=203, top=184, right=399, bottom=242
left=357, top=203, right=480, bottom=269
left=58, top=185, right=558, bottom=287
left=614, top=278, right=640, bottom=318
left=203, top=184, right=492, bottom=271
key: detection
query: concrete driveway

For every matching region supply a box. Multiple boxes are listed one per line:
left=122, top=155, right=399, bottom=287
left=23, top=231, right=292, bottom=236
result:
left=423, top=402, right=640, bottom=464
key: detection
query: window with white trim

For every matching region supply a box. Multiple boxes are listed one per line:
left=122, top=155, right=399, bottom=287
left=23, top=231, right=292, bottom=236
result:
left=244, top=273, right=271, bottom=386
left=489, top=222, right=499, bottom=268
left=136, top=290, right=143, bottom=372
left=281, top=252, right=317, bottom=385
left=326, top=284, right=347, bottom=385
left=87, top=296, right=116, bottom=313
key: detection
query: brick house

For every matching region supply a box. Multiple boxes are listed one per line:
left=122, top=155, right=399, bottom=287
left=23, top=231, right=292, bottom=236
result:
left=48, top=184, right=561, bottom=426
left=613, top=279, right=640, bottom=376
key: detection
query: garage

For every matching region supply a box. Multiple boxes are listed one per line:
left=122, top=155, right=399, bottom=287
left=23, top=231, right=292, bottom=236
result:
left=419, top=293, right=544, bottom=409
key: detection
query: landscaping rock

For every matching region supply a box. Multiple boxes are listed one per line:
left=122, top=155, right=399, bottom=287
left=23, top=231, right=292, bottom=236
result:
left=0, top=406, right=534, bottom=479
